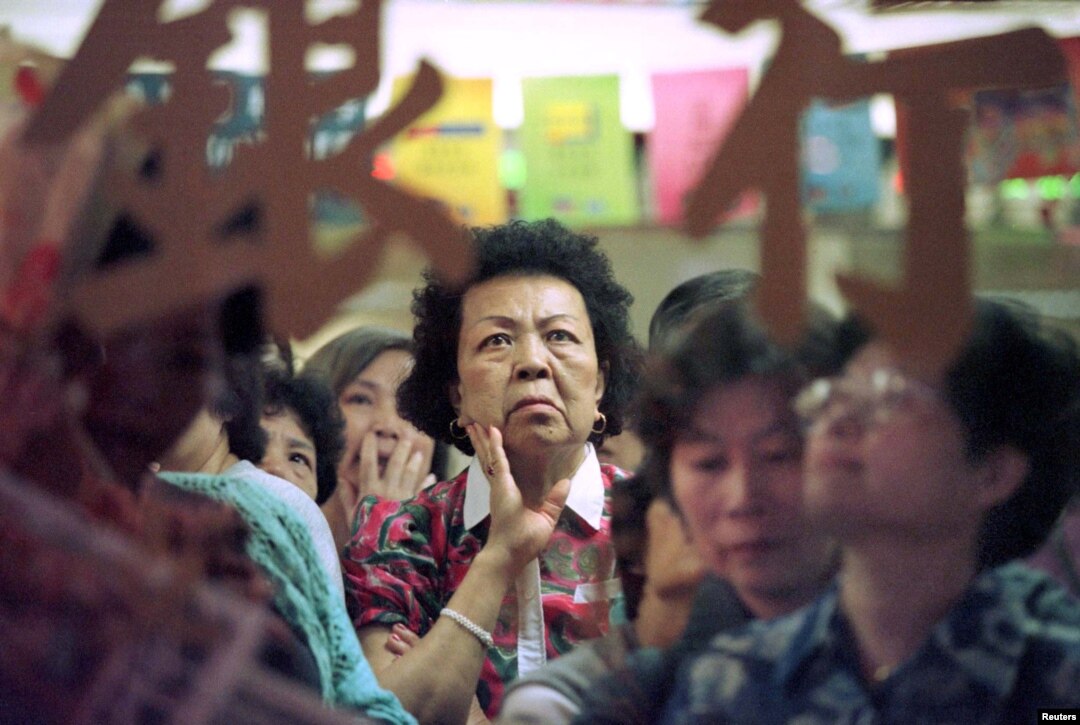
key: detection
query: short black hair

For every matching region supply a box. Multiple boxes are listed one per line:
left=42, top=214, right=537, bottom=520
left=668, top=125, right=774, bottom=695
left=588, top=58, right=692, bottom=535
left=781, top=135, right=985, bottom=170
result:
left=398, top=219, right=643, bottom=455
left=637, top=301, right=849, bottom=503
left=648, top=269, right=759, bottom=353
left=942, top=299, right=1080, bottom=568
left=262, top=369, right=345, bottom=505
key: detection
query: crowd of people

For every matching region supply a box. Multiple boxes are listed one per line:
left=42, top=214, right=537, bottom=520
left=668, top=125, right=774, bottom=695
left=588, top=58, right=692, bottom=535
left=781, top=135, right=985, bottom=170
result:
left=2, top=90, right=1080, bottom=725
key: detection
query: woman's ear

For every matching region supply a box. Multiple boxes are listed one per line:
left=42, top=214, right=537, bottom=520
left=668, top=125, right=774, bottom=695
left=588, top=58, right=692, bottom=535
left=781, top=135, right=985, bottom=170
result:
left=974, top=444, right=1029, bottom=511
left=595, top=361, right=608, bottom=405
left=447, top=380, right=462, bottom=417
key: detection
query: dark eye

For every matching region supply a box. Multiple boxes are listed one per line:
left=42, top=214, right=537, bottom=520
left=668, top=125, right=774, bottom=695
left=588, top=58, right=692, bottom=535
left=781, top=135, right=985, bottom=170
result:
left=345, top=393, right=373, bottom=406
left=547, top=329, right=577, bottom=343
left=482, top=333, right=512, bottom=349
left=879, top=386, right=914, bottom=412
left=758, top=445, right=802, bottom=465
left=693, top=455, right=730, bottom=473
left=756, top=433, right=803, bottom=464
left=290, top=452, right=313, bottom=469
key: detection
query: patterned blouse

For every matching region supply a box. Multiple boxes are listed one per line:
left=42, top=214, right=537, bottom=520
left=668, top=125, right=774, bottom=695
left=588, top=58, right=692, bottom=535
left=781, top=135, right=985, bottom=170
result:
left=342, top=450, right=625, bottom=719
left=659, top=563, right=1080, bottom=724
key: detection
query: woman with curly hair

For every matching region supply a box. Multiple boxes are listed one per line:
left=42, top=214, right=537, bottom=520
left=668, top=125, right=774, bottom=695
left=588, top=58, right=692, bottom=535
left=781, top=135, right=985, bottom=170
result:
left=342, top=219, right=643, bottom=723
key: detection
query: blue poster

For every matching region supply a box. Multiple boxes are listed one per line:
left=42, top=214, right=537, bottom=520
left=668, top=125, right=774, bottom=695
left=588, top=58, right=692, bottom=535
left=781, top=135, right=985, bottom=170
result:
left=800, top=98, right=881, bottom=212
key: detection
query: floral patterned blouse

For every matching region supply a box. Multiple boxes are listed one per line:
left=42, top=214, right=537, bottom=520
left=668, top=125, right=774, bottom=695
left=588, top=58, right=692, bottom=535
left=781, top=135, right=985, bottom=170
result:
left=342, top=451, right=626, bottom=719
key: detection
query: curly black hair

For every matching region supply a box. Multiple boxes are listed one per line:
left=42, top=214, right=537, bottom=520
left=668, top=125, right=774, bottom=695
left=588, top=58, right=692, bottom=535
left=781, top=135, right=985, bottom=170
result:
left=262, top=369, right=345, bottom=505
left=648, top=269, right=759, bottom=353
left=398, top=219, right=643, bottom=455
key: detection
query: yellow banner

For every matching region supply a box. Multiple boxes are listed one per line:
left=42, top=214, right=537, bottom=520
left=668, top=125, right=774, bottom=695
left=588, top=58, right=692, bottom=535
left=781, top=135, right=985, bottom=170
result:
left=390, top=76, right=507, bottom=226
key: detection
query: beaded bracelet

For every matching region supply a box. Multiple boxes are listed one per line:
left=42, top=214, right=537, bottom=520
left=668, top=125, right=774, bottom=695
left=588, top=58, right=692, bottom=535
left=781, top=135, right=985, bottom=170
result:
left=440, top=607, right=494, bottom=650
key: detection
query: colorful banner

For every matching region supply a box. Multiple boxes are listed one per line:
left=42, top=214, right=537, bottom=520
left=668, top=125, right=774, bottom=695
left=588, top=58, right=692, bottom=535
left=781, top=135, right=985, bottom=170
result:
left=649, top=68, right=751, bottom=225
left=390, top=76, right=506, bottom=225
left=800, top=98, right=882, bottom=212
left=519, top=75, right=639, bottom=226
left=966, top=83, right=1080, bottom=183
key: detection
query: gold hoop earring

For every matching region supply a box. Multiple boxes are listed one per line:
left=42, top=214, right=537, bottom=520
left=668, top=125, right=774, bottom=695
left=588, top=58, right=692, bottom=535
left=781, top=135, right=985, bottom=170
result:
left=450, top=418, right=469, bottom=440
left=591, top=412, right=607, bottom=435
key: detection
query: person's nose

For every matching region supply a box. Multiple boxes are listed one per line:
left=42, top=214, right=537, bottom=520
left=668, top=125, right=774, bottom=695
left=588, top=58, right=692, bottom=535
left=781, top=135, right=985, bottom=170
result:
left=724, top=456, right=767, bottom=518
left=513, top=334, right=551, bottom=381
left=261, top=447, right=289, bottom=480
left=371, top=398, right=403, bottom=439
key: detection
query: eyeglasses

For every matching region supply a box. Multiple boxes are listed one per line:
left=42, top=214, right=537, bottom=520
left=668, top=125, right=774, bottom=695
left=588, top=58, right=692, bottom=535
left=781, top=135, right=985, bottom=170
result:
left=793, top=368, right=941, bottom=428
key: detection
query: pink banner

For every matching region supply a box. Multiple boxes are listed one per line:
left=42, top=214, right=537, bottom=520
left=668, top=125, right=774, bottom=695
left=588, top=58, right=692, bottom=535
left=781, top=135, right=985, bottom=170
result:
left=649, top=68, right=752, bottom=225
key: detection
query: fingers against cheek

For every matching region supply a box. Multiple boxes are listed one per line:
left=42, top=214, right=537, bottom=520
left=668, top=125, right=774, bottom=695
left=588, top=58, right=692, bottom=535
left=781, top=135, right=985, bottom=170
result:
left=385, top=436, right=413, bottom=478
left=360, top=432, right=379, bottom=476
left=404, top=449, right=424, bottom=477
left=467, top=423, right=489, bottom=467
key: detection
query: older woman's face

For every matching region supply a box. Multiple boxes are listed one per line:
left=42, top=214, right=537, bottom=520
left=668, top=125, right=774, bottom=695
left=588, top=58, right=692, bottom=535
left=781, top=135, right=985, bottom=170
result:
left=452, top=274, right=605, bottom=459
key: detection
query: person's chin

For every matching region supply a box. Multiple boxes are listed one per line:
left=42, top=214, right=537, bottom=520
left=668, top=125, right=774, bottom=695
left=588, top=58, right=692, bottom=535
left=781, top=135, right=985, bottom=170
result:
left=503, top=424, right=577, bottom=453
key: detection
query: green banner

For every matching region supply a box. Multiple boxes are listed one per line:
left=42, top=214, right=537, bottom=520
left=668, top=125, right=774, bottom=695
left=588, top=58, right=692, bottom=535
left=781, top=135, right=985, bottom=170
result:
left=519, top=75, right=639, bottom=226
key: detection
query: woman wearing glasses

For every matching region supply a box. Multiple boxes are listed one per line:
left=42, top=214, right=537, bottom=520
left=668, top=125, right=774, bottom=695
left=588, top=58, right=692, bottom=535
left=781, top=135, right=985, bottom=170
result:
left=660, top=298, right=1080, bottom=724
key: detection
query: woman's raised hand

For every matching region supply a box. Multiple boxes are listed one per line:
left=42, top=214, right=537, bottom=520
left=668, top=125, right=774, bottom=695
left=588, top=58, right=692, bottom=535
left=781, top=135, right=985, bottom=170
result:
left=353, top=431, right=435, bottom=504
left=324, top=432, right=435, bottom=550
left=467, top=422, right=569, bottom=572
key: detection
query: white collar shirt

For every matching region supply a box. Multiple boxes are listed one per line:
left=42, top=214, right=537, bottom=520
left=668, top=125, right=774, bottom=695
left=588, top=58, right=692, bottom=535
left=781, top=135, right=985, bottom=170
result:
left=461, top=443, right=605, bottom=675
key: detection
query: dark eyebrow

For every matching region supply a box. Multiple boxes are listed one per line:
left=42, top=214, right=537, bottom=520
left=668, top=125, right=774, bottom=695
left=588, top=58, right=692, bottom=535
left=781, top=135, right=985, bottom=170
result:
left=287, top=437, right=315, bottom=452
left=348, top=378, right=388, bottom=393
left=470, top=313, right=581, bottom=328
left=472, top=315, right=515, bottom=326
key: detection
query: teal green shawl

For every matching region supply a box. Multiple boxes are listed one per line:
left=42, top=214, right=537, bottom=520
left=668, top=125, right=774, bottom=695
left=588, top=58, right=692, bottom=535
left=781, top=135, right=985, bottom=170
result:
left=160, top=471, right=415, bottom=725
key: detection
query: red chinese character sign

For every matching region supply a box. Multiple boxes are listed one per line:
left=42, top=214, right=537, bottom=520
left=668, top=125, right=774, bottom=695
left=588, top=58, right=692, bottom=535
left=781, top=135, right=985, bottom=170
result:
left=685, top=1, right=1068, bottom=377
left=21, top=0, right=471, bottom=341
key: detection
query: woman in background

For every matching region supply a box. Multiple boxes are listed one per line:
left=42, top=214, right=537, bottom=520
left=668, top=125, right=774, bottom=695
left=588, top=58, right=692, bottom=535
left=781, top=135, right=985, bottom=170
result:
left=304, top=327, right=441, bottom=549
left=259, top=366, right=345, bottom=507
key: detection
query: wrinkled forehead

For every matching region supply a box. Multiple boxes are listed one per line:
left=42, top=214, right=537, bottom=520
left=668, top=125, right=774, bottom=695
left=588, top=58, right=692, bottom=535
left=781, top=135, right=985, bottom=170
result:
left=461, top=273, right=590, bottom=322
